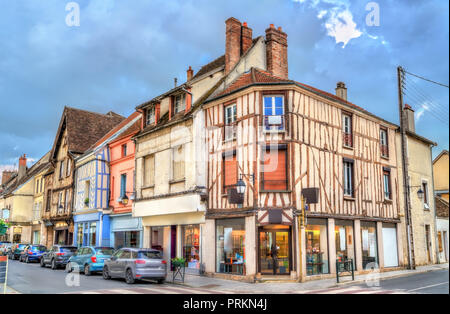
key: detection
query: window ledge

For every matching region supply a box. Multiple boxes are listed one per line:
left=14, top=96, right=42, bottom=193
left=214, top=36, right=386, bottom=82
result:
left=142, top=185, right=155, bottom=189
left=169, top=179, right=186, bottom=185
left=343, top=145, right=354, bottom=150
left=263, top=129, right=286, bottom=134
left=381, top=155, right=390, bottom=160
left=344, top=196, right=356, bottom=201
left=223, top=138, right=236, bottom=144
left=260, top=190, right=292, bottom=193
left=384, top=198, right=393, bottom=204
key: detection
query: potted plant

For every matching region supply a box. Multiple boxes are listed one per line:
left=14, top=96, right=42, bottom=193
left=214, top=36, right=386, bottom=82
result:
left=84, top=197, right=89, bottom=207
left=171, top=257, right=186, bottom=283
left=0, top=218, right=11, bottom=236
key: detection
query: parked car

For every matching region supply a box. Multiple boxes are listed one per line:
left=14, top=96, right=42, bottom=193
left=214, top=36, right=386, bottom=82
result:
left=66, top=246, right=115, bottom=276
left=8, top=243, right=29, bottom=260
left=19, top=245, right=47, bottom=263
left=0, top=242, right=12, bottom=256
left=102, top=248, right=167, bottom=284
left=40, top=245, right=77, bottom=269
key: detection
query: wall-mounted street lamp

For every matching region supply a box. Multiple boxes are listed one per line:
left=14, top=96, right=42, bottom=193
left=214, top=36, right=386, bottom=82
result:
left=409, top=185, right=424, bottom=201
left=235, top=174, right=255, bottom=197
left=118, top=192, right=135, bottom=206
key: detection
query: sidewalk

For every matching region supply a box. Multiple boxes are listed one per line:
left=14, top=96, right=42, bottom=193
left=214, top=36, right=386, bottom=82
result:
left=168, top=263, right=449, bottom=293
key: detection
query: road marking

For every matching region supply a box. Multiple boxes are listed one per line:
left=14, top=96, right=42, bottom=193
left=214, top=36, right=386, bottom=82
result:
left=407, top=281, right=449, bottom=292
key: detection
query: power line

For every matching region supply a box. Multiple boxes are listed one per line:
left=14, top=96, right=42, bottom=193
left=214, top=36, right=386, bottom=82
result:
left=403, top=76, right=449, bottom=115
left=404, top=69, right=449, bottom=88
left=402, top=84, right=449, bottom=118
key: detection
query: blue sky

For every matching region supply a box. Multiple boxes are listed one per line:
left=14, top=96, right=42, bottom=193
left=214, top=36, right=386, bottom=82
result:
left=0, top=0, right=448, bottom=177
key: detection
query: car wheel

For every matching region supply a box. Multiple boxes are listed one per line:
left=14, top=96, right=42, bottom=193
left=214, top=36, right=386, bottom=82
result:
left=102, top=266, right=111, bottom=280
left=125, top=269, right=135, bottom=284
left=84, top=264, right=91, bottom=276
left=40, top=258, right=46, bottom=267
left=51, top=259, right=57, bottom=270
left=26, top=256, right=30, bottom=263
left=65, top=262, right=72, bottom=273
left=157, top=279, right=165, bottom=284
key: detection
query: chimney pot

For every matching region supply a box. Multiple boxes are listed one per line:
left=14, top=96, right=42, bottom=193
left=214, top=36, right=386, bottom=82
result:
left=265, top=24, right=288, bottom=79
left=243, top=22, right=248, bottom=27
left=18, top=154, right=27, bottom=181
left=241, top=21, right=253, bottom=56
left=404, top=104, right=416, bottom=133
left=335, top=82, right=348, bottom=101
left=187, top=66, right=194, bottom=81
left=278, top=26, right=282, bottom=31
left=225, top=17, right=242, bottom=74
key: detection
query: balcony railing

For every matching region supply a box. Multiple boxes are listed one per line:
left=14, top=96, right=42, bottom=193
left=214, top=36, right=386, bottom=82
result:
left=343, top=132, right=353, bottom=147
left=264, top=115, right=285, bottom=132
left=380, top=144, right=389, bottom=158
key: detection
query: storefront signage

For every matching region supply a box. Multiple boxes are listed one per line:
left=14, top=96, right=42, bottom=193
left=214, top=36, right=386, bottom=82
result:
left=13, top=227, right=22, bottom=234
left=268, top=209, right=282, bottom=224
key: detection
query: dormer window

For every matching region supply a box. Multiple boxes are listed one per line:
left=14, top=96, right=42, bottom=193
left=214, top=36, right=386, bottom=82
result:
left=146, top=107, right=155, bottom=126
left=174, top=94, right=186, bottom=114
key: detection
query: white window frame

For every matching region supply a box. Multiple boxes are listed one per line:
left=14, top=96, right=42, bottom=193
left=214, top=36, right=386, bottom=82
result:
left=224, top=103, right=237, bottom=141
left=343, top=161, right=353, bottom=197
left=263, top=95, right=285, bottom=132
left=422, top=179, right=430, bottom=209
left=146, top=107, right=155, bottom=125
left=383, top=171, right=391, bottom=200
left=174, top=94, right=186, bottom=114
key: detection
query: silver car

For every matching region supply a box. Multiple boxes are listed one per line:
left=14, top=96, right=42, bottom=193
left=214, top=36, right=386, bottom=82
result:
left=102, top=248, right=167, bottom=284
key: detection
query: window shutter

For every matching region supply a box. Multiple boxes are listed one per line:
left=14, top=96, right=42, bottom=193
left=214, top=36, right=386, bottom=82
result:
left=224, top=153, right=237, bottom=189
left=173, top=145, right=185, bottom=181
left=144, top=155, right=155, bottom=186
left=263, top=148, right=287, bottom=190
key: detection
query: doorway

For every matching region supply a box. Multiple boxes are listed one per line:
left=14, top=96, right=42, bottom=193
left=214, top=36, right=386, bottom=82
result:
left=425, top=225, right=432, bottom=263
left=259, top=226, right=291, bottom=275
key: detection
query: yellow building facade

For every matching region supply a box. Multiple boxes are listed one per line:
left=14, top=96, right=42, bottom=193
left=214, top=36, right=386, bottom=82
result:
left=433, top=150, right=449, bottom=201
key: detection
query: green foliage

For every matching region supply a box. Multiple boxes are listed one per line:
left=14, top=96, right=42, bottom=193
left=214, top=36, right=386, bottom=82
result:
left=171, top=257, right=186, bottom=267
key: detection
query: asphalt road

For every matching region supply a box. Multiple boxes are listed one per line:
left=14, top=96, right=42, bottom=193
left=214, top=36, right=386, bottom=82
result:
left=351, top=268, right=449, bottom=294
left=6, top=259, right=167, bottom=294
left=5, top=259, right=449, bottom=294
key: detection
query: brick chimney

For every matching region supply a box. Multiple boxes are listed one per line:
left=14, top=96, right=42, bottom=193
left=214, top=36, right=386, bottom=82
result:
left=18, top=154, right=27, bottom=181
left=241, top=22, right=253, bottom=56
left=404, top=104, right=415, bottom=133
left=335, top=82, right=348, bottom=101
left=1, top=170, right=16, bottom=185
left=265, top=24, right=288, bottom=79
left=187, top=66, right=194, bottom=81
left=225, top=17, right=242, bottom=74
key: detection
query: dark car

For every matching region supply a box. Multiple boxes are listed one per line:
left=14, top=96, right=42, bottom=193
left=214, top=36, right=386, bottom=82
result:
left=40, top=245, right=77, bottom=269
left=19, top=245, right=47, bottom=263
left=8, top=243, right=29, bottom=260
left=103, top=248, right=167, bottom=284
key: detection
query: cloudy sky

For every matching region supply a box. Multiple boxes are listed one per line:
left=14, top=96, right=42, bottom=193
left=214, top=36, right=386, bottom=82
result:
left=0, top=0, right=448, bottom=179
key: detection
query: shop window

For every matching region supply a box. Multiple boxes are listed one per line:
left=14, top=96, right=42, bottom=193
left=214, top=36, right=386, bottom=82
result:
left=89, top=222, right=97, bottom=246
left=263, top=95, right=285, bottom=132
left=361, top=221, right=378, bottom=269
left=306, top=218, right=329, bottom=275
left=382, top=223, right=399, bottom=267
left=335, top=220, right=355, bottom=266
left=115, top=231, right=140, bottom=249
left=216, top=218, right=245, bottom=275
left=77, top=224, right=84, bottom=248
left=151, top=226, right=164, bottom=251
left=261, top=145, right=288, bottom=191
left=182, top=225, right=200, bottom=270
left=223, top=151, right=237, bottom=194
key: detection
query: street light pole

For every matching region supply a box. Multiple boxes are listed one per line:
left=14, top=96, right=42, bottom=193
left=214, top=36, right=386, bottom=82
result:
left=398, top=66, right=416, bottom=270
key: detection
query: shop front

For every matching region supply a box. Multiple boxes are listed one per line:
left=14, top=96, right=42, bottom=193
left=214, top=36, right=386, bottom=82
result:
left=258, top=225, right=291, bottom=275
left=110, top=213, right=142, bottom=249
left=142, top=212, right=205, bottom=275
left=73, top=212, right=110, bottom=247
left=52, top=221, right=74, bottom=245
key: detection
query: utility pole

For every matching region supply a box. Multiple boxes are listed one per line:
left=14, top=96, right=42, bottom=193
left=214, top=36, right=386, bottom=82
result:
left=397, top=66, right=416, bottom=270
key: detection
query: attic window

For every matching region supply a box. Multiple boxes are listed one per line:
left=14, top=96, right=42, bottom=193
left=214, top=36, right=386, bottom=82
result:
left=146, top=107, right=155, bottom=126
left=174, top=94, right=186, bottom=114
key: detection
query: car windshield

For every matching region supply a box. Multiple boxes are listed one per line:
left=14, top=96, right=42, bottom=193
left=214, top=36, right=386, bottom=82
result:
left=95, top=248, right=114, bottom=256
left=138, top=251, right=162, bottom=259
left=32, top=246, right=46, bottom=251
left=60, top=247, right=77, bottom=253
left=18, top=244, right=27, bottom=249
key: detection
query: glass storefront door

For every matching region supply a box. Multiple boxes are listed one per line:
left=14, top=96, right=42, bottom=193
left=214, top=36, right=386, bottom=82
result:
left=259, top=226, right=291, bottom=275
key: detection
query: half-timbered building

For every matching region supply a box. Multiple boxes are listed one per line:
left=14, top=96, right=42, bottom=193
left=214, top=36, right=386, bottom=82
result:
left=202, top=19, right=403, bottom=282
left=42, top=107, right=124, bottom=247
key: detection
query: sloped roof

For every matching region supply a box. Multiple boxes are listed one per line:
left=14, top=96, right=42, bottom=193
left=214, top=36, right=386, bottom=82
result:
left=436, top=196, right=449, bottom=218
left=191, top=55, right=225, bottom=80
left=51, top=107, right=125, bottom=158
left=110, top=119, right=142, bottom=143
left=433, top=150, right=449, bottom=164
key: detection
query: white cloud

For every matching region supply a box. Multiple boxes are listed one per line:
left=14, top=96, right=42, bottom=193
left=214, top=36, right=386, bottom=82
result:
left=415, top=103, right=430, bottom=122
left=324, top=8, right=362, bottom=47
